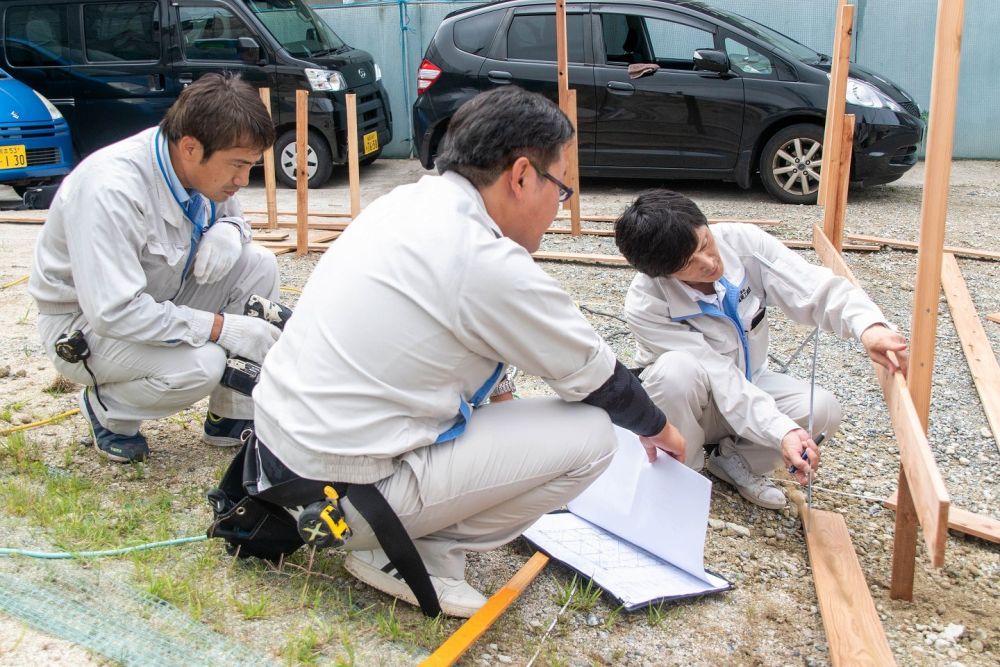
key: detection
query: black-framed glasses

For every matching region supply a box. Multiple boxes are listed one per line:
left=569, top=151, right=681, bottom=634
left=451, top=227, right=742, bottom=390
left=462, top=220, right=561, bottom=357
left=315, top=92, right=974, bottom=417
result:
left=530, top=161, right=574, bottom=202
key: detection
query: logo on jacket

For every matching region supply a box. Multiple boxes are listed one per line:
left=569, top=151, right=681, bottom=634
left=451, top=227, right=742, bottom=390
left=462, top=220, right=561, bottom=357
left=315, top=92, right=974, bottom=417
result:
left=739, top=284, right=752, bottom=301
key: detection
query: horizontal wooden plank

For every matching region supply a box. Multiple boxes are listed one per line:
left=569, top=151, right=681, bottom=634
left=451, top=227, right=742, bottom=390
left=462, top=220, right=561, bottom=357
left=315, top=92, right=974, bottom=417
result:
left=940, top=253, right=1000, bottom=444
left=884, top=490, right=1000, bottom=545
left=246, top=210, right=352, bottom=219
left=784, top=240, right=882, bottom=252
left=252, top=231, right=289, bottom=242
left=987, top=313, right=1000, bottom=325
left=846, top=234, right=1000, bottom=261
left=553, top=213, right=781, bottom=226
left=804, top=509, right=897, bottom=667
left=0, top=215, right=45, bottom=224
left=814, top=226, right=950, bottom=566
left=531, top=251, right=629, bottom=266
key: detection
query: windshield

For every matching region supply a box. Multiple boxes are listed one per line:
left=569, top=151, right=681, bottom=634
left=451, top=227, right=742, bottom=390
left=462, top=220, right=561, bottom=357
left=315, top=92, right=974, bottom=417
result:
left=243, top=0, right=346, bottom=58
left=712, top=8, right=823, bottom=63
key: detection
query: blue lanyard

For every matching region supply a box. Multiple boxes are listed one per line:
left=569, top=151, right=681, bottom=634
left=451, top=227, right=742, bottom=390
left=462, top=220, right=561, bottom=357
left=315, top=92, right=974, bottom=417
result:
left=153, top=130, right=216, bottom=277
left=719, top=276, right=753, bottom=381
left=434, top=362, right=506, bottom=444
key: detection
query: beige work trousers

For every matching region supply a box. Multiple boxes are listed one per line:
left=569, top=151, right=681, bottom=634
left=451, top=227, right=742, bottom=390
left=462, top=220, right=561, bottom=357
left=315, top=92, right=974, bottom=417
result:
left=641, top=350, right=842, bottom=475
left=38, top=243, right=279, bottom=435
left=339, top=397, right=617, bottom=579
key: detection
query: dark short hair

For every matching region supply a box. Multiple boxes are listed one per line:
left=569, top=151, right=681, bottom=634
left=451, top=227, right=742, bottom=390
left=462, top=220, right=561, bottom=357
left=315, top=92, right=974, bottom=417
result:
left=160, top=73, right=275, bottom=161
left=614, top=189, right=709, bottom=277
left=436, top=86, right=574, bottom=188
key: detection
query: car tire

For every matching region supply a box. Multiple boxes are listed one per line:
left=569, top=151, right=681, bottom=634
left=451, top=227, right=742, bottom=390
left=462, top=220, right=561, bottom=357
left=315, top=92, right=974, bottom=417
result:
left=274, top=129, right=333, bottom=189
left=759, top=123, right=825, bottom=205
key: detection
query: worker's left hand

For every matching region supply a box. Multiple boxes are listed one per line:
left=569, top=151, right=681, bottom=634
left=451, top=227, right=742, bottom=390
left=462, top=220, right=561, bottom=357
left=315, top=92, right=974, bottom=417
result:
left=194, top=222, right=242, bottom=284
left=860, top=324, right=909, bottom=378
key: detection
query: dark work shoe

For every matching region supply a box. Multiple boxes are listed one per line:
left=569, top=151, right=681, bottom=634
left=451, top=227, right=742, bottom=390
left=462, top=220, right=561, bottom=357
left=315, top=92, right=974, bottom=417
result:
left=202, top=412, right=252, bottom=447
left=78, top=389, right=149, bottom=463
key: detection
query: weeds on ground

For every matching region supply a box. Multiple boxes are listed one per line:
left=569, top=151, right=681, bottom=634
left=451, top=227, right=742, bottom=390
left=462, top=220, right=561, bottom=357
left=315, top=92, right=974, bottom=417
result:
left=1, top=401, right=26, bottom=423
left=553, top=574, right=602, bottom=613
left=43, top=375, right=77, bottom=396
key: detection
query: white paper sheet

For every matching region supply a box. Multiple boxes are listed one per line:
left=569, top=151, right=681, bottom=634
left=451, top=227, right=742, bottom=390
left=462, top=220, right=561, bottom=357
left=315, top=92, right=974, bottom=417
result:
left=522, top=427, right=729, bottom=609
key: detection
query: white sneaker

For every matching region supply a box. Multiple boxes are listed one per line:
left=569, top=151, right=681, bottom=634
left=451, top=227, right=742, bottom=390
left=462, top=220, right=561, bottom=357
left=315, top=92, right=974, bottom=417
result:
left=344, top=549, right=487, bottom=618
left=707, top=450, right=787, bottom=510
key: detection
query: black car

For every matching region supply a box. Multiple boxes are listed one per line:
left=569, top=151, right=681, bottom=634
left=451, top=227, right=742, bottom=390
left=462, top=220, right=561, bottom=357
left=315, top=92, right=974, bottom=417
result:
left=412, top=0, right=924, bottom=204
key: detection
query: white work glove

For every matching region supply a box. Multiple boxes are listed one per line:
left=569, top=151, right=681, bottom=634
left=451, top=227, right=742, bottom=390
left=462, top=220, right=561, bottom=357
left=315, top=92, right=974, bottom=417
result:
left=216, top=314, right=281, bottom=363
left=193, top=222, right=242, bottom=285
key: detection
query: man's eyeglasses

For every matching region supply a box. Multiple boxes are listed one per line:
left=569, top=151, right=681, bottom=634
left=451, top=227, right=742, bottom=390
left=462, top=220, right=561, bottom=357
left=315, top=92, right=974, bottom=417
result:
left=530, top=162, right=574, bottom=203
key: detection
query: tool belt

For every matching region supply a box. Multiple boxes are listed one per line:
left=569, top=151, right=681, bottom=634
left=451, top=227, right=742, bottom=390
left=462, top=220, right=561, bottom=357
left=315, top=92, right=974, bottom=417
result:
left=206, top=431, right=442, bottom=617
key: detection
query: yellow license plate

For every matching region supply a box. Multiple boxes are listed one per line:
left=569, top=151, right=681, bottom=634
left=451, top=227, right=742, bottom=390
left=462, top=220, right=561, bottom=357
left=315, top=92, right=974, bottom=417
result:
left=362, top=131, right=379, bottom=155
left=0, top=145, right=27, bottom=170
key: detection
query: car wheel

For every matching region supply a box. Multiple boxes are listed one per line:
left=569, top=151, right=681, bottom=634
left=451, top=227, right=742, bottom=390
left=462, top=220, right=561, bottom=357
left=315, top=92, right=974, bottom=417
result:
left=759, top=124, right=824, bottom=205
left=274, top=129, right=333, bottom=189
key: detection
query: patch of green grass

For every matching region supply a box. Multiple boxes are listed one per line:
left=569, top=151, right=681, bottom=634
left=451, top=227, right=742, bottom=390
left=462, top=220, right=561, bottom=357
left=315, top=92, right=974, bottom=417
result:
left=602, top=604, right=624, bottom=630
left=553, top=574, right=602, bottom=614
left=374, top=600, right=414, bottom=643
left=233, top=591, right=271, bottom=620
left=0, top=401, right=26, bottom=424
left=414, top=613, right=447, bottom=649
left=281, top=621, right=336, bottom=666
left=333, top=629, right=357, bottom=667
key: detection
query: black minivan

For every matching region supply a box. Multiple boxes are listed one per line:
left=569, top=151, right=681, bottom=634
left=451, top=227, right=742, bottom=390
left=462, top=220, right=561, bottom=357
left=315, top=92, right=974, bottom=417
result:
left=413, top=0, right=924, bottom=204
left=0, top=0, right=392, bottom=188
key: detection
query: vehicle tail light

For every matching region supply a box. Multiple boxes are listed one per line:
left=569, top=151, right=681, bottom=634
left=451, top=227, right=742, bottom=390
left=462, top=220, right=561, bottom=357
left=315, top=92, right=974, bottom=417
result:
left=416, top=59, right=442, bottom=95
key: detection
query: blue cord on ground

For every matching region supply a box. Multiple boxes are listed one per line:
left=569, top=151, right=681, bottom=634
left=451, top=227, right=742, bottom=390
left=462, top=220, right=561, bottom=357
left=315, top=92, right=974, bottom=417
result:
left=0, top=535, right=207, bottom=559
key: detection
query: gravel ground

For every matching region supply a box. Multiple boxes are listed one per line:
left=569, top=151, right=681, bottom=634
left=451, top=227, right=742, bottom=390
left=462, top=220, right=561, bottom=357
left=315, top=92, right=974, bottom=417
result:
left=0, top=159, right=998, bottom=666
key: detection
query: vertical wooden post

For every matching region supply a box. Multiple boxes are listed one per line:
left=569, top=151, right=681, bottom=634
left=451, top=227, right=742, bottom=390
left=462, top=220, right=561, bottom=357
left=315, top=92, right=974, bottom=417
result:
left=554, top=0, right=581, bottom=235
left=890, top=0, right=966, bottom=601
left=346, top=93, right=361, bottom=219
left=258, top=87, right=278, bottom=230
left=819, top=1, right=853, bottom=237
left=822, top=114, right=854, bottom=252
left=565, top=89, right=581, bottom=235
left=295, top=89, right=309, bottom=256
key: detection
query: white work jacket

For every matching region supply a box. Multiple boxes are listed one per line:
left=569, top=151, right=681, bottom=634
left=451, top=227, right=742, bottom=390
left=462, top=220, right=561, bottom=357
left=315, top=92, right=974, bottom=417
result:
left=29, top=127, right=250, bottom=346
left=254, top=172, right=617, bottom=484
left=625, top=223, right=888, bottom=446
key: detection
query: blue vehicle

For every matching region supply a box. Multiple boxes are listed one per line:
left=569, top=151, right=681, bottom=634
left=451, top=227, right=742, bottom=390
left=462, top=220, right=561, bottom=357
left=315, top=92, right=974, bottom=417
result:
left=0, top=65, right=73, bottom=195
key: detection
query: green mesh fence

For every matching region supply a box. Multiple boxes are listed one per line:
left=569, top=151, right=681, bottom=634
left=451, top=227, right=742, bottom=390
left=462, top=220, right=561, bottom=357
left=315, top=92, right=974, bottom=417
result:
left=0, top=568, right=275, bottom=667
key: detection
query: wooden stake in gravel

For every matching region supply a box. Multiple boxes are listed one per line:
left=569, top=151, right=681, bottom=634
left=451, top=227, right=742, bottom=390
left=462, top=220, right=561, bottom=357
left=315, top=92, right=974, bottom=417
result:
left=258, top=87, right=278, bottom=230
left=295, top=89, right=309, bottom=256
left=420, top=552, right=549, bottom=667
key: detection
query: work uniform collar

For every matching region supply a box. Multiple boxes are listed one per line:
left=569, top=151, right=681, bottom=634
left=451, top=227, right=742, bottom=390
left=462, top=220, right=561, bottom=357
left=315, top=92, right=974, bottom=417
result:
left=156, top=130, right=194, bottom=206
left=145, top=128, right=195, bottom=230
left=439, top=171, right=503, bottom=239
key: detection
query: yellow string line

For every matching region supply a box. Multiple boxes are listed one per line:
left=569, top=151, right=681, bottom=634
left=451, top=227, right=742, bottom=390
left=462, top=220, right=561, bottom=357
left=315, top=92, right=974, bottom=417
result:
left=0, top=408, right=80, bottom=437
left=279, top=286, right=302, bottom=294
left=1, top=275, right=28, bottom=290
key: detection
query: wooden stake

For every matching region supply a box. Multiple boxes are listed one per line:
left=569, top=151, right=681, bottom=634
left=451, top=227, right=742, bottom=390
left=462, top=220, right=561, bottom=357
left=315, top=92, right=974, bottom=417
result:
left=346, top=93, right=361, bottom=218
left=555, top=0, right=569, bottom=107
left=822, top=115, right=854, bottom=252
left=295, top=89, right=309, bottom=256
left=818, top=1, right=853, bottom=207
left=565, top=89, right=581, bottom=235
left=258, top=87, right=278, bottom=230
left=940, top=253, right=1000, bottom=444
left=421, top=553, right=549, bottom=667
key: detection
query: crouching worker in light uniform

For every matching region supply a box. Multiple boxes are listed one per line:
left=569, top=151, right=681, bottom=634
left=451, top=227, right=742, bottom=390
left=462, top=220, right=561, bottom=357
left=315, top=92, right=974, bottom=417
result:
left=29, top=74, right=281, bottom=464
left=614, top=190, right=908, bottom=510
left=223, top=87, right=685, bottom=619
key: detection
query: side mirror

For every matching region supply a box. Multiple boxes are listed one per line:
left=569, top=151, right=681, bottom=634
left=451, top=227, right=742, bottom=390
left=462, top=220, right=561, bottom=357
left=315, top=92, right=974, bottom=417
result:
left=692, top=49, right=730, bottom=74
left=237, top=36, right=262, bottom=64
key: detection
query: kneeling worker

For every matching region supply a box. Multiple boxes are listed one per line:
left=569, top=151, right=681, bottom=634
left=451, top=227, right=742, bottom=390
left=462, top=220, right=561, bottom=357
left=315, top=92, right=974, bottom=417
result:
left=614, top=190, right=908, bottom=510
left=30, top=74, right=281, bottom=463
left=248, top=88, right=686, bottom=618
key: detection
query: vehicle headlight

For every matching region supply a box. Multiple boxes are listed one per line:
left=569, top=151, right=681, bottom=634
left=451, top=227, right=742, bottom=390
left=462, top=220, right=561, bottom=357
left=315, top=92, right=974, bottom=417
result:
left=374, top=63, right=382, bottom=82
left=842, top=76, right=904, bottom=112
left=305, top=68, right=346, bottom=92
left=32, top=89, right=62, bottom=120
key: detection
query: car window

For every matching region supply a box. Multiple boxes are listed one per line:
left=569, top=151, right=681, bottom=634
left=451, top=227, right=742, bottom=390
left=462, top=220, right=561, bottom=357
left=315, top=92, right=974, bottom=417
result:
left=84, top=2, right=160, bottom=62
left=455, top=10, right=504, bottom=56
left=4, top=6, right=79, bottom=67
left=179, top=4, right=256, bottom=61
left=643, top=17, right=713, bottom=70
left=506, top=14, right=586, bottom=63
left=601, top=13, right=645, bottom=65
left=724, top=37, right=773, bottom=77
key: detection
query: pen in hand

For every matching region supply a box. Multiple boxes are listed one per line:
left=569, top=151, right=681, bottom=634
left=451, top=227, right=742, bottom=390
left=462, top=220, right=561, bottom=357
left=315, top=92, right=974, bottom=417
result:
left=788, top=432, right=826, bottom=474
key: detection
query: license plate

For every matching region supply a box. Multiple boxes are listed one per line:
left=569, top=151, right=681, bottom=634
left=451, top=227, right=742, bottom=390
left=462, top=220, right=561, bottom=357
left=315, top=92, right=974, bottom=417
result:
left=0, top=145, right=27, bottom=170
left=362, top=131, right=379, bottom=155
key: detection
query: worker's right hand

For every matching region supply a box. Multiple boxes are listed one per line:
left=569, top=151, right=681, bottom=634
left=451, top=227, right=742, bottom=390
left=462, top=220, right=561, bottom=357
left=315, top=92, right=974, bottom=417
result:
left=216, top=314, right=281, bottom=363
left=639, top=421, right=687, bottom=463
left=782, top=428, right=820, bottom=485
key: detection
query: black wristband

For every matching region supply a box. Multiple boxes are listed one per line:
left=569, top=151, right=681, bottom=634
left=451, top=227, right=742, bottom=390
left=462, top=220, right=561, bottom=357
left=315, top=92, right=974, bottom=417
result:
left=582, top=360, right=667, bottom=437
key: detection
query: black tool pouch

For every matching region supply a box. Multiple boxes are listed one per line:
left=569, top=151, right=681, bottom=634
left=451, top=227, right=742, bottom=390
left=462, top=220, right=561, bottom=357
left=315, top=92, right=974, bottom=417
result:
left=205, top=440, right=304, bottom=562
